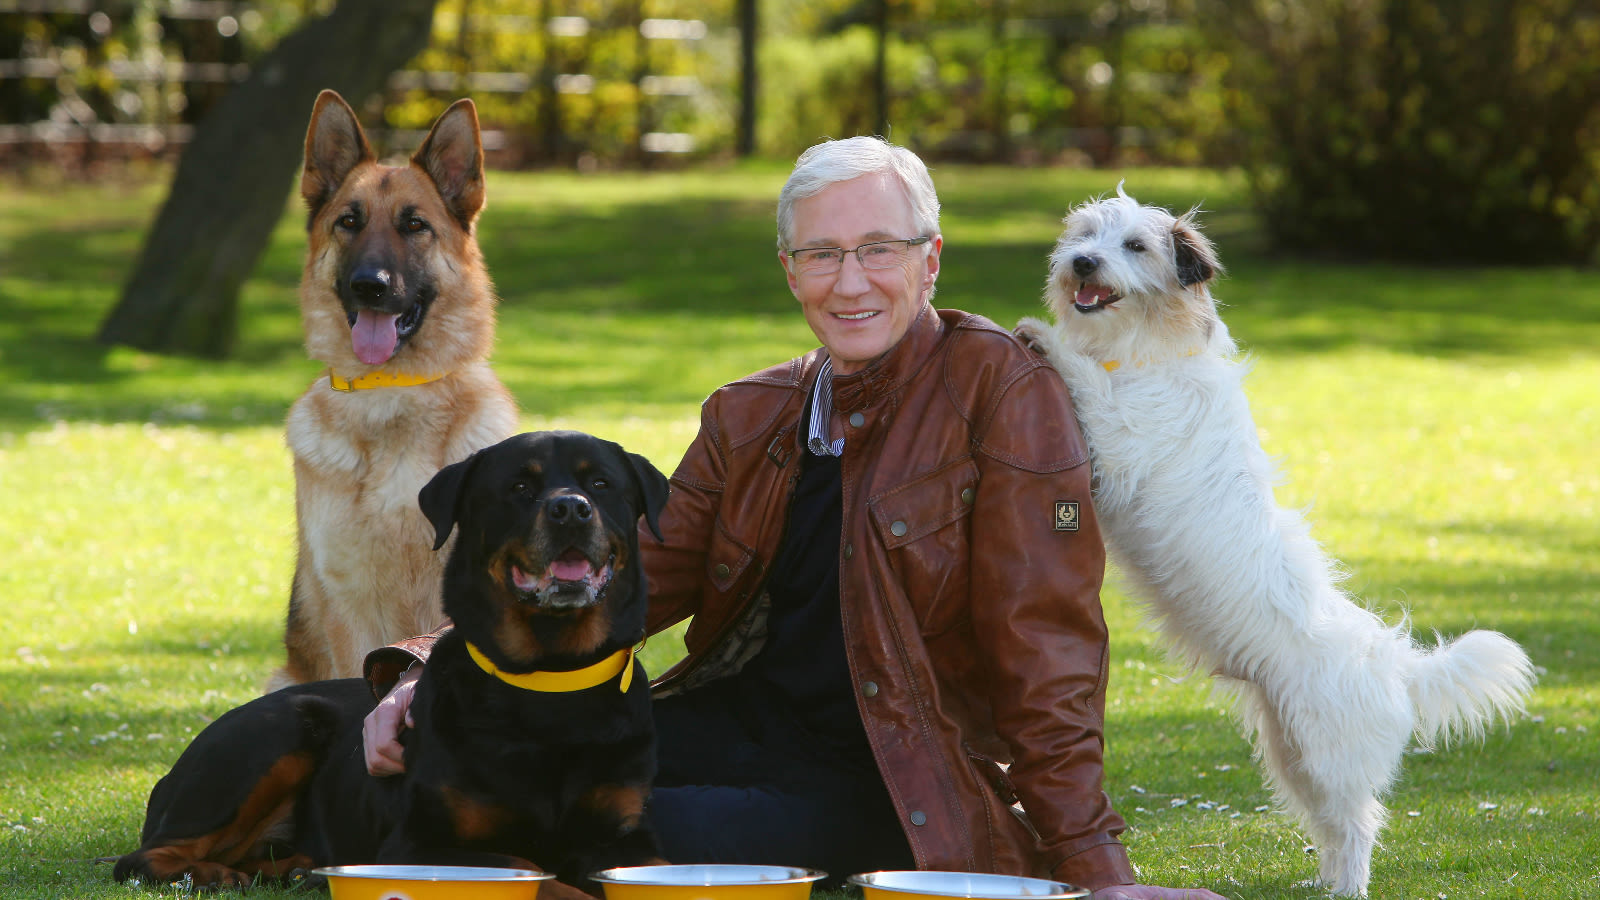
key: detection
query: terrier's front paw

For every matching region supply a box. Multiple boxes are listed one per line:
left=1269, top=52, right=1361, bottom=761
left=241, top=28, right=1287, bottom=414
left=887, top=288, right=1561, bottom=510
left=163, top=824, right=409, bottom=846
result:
left=1014, top=317, right=1054, bottom=357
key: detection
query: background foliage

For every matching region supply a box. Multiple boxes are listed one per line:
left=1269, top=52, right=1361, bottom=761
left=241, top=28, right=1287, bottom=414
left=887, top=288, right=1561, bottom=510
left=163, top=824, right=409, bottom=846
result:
left=8, top=1, right=1598, bottom=262
left=1202, top=0, right=1600, bottom=264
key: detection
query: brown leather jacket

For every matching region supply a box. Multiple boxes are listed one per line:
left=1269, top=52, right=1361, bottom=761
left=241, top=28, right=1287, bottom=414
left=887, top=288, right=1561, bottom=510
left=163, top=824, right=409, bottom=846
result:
left=640, top=306, right=1132, bottom=888
left=366, top=305, right=1133, bottom=889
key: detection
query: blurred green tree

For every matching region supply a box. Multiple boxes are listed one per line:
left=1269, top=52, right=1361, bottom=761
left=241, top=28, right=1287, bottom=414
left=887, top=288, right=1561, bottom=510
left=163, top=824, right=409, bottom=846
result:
left=1202, top=0, right=1600, bottom=263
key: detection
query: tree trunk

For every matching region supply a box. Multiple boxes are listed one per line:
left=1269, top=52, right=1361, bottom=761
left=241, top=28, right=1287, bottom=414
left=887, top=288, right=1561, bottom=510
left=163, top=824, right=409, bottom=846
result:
left=872, top=0, right=888, bottom=137
left=631, top=0, right=652, bottom=168
left=990, top=0, right=1011, bottom=163
left=736, top=0, right=757, bottom=157
left=534, top=0, right=563, bottom=165
left=97, top=0, right=439, bottom=359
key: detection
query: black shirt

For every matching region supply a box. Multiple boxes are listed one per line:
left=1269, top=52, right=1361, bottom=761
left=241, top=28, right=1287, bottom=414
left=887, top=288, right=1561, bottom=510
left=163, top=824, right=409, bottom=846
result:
left=741, top=432, right=868, bottom=753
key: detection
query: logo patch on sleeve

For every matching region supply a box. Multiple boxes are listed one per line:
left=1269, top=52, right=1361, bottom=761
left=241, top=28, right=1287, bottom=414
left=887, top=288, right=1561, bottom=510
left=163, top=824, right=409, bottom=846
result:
left=1054, top=501, right=1080, bottom=532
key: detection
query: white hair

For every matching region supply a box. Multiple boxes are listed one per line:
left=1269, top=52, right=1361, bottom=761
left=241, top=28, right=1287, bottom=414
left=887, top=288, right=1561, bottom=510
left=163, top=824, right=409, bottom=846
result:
left=776, top=136, right=940, bottom=250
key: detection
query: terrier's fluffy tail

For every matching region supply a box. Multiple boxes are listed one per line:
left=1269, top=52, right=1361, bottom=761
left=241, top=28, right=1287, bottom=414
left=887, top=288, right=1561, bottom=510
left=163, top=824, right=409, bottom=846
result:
left=1409, top=630, right=1536, bottom=747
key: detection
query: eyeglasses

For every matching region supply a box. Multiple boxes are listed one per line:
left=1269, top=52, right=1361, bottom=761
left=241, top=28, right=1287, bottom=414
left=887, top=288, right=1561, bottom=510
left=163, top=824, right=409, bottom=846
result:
left=786, top=236, right=932, bottom=275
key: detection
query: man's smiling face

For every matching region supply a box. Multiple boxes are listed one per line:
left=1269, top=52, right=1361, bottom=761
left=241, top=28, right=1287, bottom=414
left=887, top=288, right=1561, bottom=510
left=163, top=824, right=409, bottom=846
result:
left=780, top=171, right=941, bottom=375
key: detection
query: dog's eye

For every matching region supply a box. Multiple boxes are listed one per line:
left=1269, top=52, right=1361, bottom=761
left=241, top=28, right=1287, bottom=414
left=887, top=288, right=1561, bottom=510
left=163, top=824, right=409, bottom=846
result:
left=511, top=480, right=531, bottom=497
left=403, top=216, right=429, bottom=234
left=336, top=213, right=359, bottom=231
left=590, top=476, right=610, bottom=491
left=1124, top=238, right=1146, bottom=252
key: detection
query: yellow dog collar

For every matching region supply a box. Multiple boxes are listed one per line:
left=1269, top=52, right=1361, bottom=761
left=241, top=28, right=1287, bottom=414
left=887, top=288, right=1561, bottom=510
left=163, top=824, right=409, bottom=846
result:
left=1101, top=348, right=1202, bottom=372
left=466, top=642, right=636, bottom=693
left=328, top=370, right=448, bottom=392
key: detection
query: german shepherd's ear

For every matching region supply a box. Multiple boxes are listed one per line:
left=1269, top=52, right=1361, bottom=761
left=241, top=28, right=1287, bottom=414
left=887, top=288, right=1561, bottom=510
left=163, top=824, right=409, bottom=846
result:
left=419, top=450, right=482, bottom=552
left=412, top=98, right=486, bottom=230
left=301, top=90, right=374, bottom=218
left=624, top=451, right=671, bottom=542
left=1173, top=209, right=1223, bottom=288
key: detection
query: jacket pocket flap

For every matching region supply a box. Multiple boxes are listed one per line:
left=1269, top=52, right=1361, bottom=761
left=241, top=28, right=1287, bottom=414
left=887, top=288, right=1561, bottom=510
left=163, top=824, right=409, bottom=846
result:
left=706, top=524, right=755, bottom=592
left=868, top=457, right=980, bottom=550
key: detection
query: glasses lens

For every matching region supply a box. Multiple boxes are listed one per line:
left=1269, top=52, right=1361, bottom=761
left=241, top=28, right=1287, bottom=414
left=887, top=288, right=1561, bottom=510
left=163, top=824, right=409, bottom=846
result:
left=858, top=240, right=912, bottom=269
left=793, top=248, right=843, bottom=274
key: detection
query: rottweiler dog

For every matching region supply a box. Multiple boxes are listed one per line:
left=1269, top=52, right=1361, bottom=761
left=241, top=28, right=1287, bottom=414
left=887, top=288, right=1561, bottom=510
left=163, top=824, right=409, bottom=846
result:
left=114, top=431, right=671, bottom=893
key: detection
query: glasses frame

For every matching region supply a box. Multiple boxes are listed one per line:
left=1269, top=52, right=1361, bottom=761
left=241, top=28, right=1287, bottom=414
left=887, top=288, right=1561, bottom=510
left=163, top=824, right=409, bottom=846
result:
left=786, top=235, right=933, bottom=275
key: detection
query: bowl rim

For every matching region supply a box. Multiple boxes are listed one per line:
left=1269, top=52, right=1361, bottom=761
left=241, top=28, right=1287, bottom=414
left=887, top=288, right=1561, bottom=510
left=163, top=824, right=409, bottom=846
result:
left=312, top=865, right=554, bottom=882
left=589, top=863, right=829, bottom=886
left=846, top=870, right=1089, bottom=899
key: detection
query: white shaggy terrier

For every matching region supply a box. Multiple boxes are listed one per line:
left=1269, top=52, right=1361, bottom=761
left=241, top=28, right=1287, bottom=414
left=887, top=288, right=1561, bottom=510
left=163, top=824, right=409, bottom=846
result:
left=1015, top=188, right=1536, bottom=897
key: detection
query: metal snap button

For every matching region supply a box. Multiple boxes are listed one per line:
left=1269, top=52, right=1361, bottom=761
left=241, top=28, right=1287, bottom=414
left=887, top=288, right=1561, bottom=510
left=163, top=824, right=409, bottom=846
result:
left=714, top=563, right=730, bottom=578
left=890, top=520, right=907, bottom=537
left=961, top=487, right=975, bottom=505
left=849, top=412, right=865, bottom=428
left=844, top=543, right=854, bottom=559
left=861, top=681, right=879, bottom=697
left=910, top=810, right=927, bottom=826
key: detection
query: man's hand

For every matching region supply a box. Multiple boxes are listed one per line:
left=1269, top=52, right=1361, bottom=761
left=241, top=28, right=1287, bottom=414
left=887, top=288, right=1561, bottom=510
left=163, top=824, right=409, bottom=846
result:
left=362, top=665, right=420, bottom=776
left=1094, top=886, right=1228, bottom=900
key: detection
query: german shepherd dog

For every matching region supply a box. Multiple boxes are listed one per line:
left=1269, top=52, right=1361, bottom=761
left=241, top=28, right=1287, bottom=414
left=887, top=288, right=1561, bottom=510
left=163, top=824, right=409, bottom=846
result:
left=115, top=431, right=670, bottom=894
left=269, top=91, right=518, bottom=691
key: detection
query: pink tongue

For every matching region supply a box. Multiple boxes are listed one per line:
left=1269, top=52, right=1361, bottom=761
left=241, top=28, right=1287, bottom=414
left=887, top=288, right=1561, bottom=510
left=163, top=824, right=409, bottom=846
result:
left=351, top=310, right=400, bottom=365
left=1075, top=285, right=1113, bottom=307
left=549, top=558, right=593, bottom=582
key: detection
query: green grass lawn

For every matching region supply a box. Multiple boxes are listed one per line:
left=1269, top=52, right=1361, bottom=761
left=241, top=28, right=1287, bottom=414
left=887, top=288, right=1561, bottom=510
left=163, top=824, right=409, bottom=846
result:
left=1, top=162, right=1597, bottom=899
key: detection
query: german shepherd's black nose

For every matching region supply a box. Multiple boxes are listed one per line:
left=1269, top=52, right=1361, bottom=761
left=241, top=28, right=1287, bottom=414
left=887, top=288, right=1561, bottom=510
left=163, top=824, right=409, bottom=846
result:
left=545, top=494, right=593, bottom=525
left=349, top=266, right=393, bottom=302
left=1072, top=255, right=1099, bottom=278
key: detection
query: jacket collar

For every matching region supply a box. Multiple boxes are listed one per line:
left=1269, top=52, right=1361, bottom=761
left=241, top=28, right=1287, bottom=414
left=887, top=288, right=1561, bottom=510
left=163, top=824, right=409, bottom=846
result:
left=829, top=303, right=944, bottom=413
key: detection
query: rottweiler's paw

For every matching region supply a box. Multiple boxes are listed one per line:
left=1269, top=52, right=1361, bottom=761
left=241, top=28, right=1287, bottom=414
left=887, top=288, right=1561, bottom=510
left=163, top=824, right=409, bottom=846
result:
left=284, top=867, right=327, bottom=892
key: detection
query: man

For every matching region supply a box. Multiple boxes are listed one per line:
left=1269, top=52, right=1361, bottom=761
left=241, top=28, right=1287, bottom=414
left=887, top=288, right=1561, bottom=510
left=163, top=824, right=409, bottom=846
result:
left=363, top=137, right=1227, bottom=900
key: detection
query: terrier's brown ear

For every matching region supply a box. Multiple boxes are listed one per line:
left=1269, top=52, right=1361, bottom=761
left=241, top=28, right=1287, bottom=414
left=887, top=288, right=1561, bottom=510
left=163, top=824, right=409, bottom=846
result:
left=412, top=98, right=486, bottom=230
left=1173, top=210, right=1222, bottom=288
left=301, top=90, right=373, bottom=218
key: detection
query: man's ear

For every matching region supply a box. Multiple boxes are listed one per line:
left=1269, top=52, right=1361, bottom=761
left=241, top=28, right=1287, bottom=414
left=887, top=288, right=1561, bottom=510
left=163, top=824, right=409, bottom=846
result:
left=301, top=90, right=373, bottom=217
left=418, top=451, right=482, bottom=551
left=922, top=233, right=942, bottom=294
left=780, top=250, right=802, bottom=297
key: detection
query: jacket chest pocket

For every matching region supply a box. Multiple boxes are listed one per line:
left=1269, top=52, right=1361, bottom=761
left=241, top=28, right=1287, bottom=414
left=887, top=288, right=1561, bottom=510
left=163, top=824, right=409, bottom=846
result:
left=706, top=522, right=758, bottom=599
left=867, top=456, right=979, bottom=637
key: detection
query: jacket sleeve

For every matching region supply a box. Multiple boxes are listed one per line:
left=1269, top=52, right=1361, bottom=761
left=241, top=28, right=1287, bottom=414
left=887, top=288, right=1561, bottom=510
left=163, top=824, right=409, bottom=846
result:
left=966, top=359, right=1136, bottom=890
left=642, top=398, right=726, bottom=636
left=363, top=621, right=454, bottom=700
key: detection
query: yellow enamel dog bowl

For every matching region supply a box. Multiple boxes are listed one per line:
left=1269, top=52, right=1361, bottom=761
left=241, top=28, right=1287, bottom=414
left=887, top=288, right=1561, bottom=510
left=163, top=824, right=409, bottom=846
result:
left=315, top=865, right=553, bottom=900
left=590, top=864, right=826, bottom=900
left=848, top=871, right=1089, bottom=900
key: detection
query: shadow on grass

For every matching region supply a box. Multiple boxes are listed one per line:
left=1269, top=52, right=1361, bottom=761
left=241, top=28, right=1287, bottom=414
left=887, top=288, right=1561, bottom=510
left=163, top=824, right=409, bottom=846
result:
left=0, top=213, right=310, bottom=431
